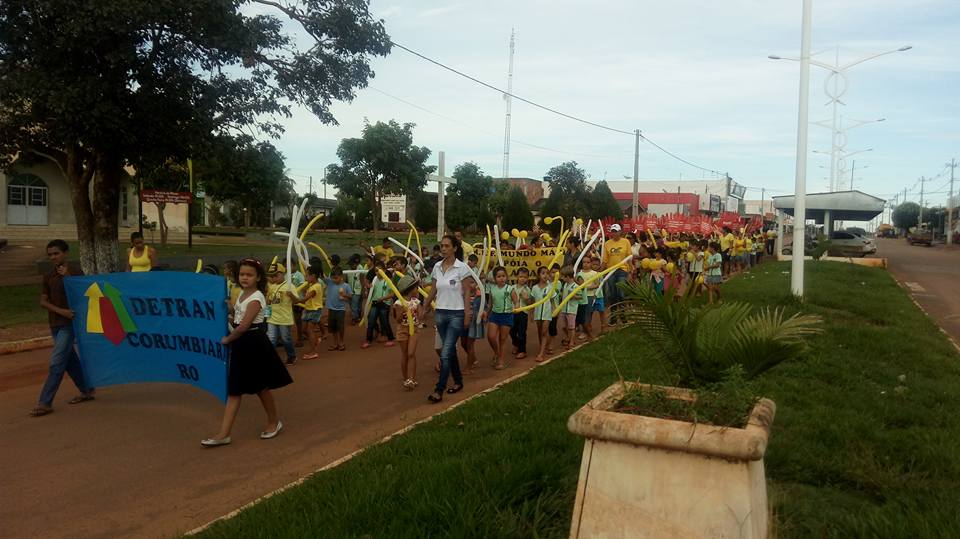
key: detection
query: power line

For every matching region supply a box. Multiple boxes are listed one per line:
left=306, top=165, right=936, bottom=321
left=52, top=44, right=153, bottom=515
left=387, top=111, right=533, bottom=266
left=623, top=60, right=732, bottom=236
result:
left=390, top=40, right=728, bottom=176
left=639, top=134, right=725, bottom=176
left=390, top=41, right=634, bottom=136
left=368, top=86, right=627, bottom=160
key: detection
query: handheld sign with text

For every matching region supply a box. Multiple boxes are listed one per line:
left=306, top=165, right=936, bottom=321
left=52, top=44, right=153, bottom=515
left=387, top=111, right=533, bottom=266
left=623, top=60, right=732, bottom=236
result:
left=65, top=272, right=228, bottom=402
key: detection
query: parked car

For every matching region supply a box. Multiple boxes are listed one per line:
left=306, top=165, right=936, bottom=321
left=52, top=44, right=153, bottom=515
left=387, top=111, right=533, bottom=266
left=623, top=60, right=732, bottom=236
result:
left=830, top=230, right=877, bottom=257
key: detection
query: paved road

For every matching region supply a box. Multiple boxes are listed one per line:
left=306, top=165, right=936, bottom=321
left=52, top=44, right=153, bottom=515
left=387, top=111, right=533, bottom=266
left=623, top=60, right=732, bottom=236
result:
left=878, top=237, right=960, bottom=343
left=0, top=316, right=602, bottom=539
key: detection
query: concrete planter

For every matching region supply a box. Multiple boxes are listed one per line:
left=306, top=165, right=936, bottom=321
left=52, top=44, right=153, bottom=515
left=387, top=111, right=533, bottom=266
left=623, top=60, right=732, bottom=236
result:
left=567, top=382, right=776, bottom=539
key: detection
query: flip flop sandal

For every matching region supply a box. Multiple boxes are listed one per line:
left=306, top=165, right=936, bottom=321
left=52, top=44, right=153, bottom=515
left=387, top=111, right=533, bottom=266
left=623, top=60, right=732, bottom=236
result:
left=337, top=345, right=346, bottom=351
left=328, top=345, right=338, bottom=351
left=303, top=353, right=319, bottom=360
left=68, top=394, right=95, bottom=404
left=29, top=407, right=53, bottom=417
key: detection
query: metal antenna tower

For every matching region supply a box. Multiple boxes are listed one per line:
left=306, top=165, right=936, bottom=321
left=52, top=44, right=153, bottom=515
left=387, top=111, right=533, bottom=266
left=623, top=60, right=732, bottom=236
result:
left=501, top=28, right=516, bottom=180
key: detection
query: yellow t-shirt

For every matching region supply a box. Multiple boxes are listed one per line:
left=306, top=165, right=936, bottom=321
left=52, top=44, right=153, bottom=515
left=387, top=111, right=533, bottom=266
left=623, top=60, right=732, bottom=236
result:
left=374, top=246, right=395, bottom=260
left=266, top=282, right=295, bottom=326
left=228, top=281, right=242, bottom=306
left=720, top=233, right=735, bottom=253
left=603, top=238, right=632, bottom=271
left=461, top=241, right=475, bottom=260
left=303, top=282, right=325, bottom=311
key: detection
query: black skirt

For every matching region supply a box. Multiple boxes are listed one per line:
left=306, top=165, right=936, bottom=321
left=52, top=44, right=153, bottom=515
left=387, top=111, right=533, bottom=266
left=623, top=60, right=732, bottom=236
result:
left=227, top=326, right=293, bottom=396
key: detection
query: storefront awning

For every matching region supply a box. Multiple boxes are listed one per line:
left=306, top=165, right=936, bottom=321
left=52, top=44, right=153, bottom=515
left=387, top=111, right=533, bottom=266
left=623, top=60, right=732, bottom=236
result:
left=772, top=190, right=885, bottom=223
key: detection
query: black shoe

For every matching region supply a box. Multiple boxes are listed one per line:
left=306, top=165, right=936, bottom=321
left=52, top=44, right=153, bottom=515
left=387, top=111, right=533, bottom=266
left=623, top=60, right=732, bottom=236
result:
left=446, top=384, right=464, bottom=394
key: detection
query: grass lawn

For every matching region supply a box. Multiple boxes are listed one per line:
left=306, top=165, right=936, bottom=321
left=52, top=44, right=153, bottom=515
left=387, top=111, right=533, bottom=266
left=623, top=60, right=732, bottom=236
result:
left=0, top=284, right=45, bottom=327
left=192, top=262, right=957, bottom=536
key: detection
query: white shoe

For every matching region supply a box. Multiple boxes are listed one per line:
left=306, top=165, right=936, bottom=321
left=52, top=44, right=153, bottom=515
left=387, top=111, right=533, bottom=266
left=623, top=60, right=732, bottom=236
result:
left=201, top=437, right=231, bottom=447
left=260, top=421, right=283, bottom=440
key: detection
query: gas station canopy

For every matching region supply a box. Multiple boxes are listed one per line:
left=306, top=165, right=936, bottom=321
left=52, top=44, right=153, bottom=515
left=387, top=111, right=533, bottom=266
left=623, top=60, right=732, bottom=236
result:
left=772, top=190, right=885, bottom=223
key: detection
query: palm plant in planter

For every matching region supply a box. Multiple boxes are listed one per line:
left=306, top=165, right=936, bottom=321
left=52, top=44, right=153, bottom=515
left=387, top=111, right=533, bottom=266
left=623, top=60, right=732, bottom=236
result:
left=566, top=281, right=822, bottom=539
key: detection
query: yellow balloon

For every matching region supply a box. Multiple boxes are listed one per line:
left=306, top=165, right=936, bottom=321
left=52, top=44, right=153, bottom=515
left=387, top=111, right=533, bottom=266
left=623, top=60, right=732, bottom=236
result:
left=575, top=218, right=583, bottom=226
left=659, top=259, right=668, bottom=268
left=543, top=216, right=554, bottom=225
left=666, top=262, right=675, bottom=274
left=686, top=252, right=695, bottom=263
left=696, top=275, right=705, bottom=285
left=501, top=231, right=510, bottom=240
left=520, top=230, right=528, bottom=238
left=511, top=228, right=520, bottom=237
left=640, top=258, right=651, bottom=270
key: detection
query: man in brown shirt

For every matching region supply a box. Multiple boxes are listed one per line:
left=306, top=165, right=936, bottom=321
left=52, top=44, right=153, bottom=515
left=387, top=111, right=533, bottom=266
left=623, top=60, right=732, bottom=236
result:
left=30, top=239, right=95, bottom=417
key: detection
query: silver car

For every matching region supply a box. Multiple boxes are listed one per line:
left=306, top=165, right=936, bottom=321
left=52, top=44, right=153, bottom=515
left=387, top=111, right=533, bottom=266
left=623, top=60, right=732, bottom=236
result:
left=829, top=230, right=877, bottom=257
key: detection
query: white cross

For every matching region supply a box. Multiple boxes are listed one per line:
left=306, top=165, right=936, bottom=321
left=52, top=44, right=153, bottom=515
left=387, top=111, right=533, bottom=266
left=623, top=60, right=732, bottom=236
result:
left=429, top=151, right=457, bottom=241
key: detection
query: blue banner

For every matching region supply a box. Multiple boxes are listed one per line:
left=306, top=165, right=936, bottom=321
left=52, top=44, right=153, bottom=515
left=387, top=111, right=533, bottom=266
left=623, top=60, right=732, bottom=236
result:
left=65, top=272, right=228, bottom=402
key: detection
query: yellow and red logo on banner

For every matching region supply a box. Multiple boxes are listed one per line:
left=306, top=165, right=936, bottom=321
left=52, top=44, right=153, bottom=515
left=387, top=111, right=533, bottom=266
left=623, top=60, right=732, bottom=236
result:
left=85, top=282, right=138, bottom=345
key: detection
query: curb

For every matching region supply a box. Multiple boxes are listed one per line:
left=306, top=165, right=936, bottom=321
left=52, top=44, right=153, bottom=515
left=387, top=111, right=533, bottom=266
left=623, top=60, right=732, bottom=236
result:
left=0, top=336, right=52, bottom=356
left=185, top=329, right=618, bottom=536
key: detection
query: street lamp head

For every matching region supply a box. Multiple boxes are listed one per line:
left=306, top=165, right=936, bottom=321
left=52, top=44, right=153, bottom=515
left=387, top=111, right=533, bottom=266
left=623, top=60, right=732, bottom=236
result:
left=898, top=46, right=913, bottom=52
left=768, top=55, right=782, bottom=60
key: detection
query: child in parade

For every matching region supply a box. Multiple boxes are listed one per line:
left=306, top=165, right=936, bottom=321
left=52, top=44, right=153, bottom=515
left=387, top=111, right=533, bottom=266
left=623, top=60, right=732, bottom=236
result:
left=202, top=258, right=292, bottom=447
left=30, top=240, right=95, bottom=417
left=266, top=262, right=298, bottom=366
left=530, top=266, right=556, bottom=363
left=705, top=242, right=724, bottom=304
left=300, top=265, right=325, bottom=360
left=346, top=254, right=364, bottom=324
left=324, top=267, right=352, bottom=352
left=590, top=257, right=608, bottom=335
left=362, top=260, right=395, bottom=349
left=576, top=260, right=598, bottom=342
left=461, top=254, right=484, bottom=373
left=510, top=267, right=532, bottom=359
left=486, top=266, right=518, bottom=370
left=392, top=275, right=421, bottom=390
left=222, top=260, right=242, bottom=306
left=558, top=265, right=581, bottom=351
left=547, top=263, right=561, bottom=353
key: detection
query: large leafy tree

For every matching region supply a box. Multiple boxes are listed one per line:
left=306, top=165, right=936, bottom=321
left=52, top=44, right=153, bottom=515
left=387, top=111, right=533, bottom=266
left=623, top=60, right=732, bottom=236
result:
left=195, top=136, right=295, bottom=228
left=541, top=161, right=592, bottom=233
left=325, top=120, right=434, bottom=235
left=892, top=202, right=921, bottom=230
left=0, top=0, right=390, bottom=273
left=590, top=180, right=623, bottom=220
left=412, top=191, right=437, bottom=232
left=500, top=186, right=534, bottom=232
left=445, top=162, right=493, bottom=231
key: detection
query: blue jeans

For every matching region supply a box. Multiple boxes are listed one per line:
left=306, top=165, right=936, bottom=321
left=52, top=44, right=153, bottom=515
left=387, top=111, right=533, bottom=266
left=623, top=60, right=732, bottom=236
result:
left=350, top=293, right=363, bottom=321
left=38, top=325, right=91, bottom=407
left=434, top=309, right=465, bottom=394
left=267, top=324, right=296, bottom=361
left=605, top=269, right=628, bottom=323
left=366, top=302, right=395, bottom=342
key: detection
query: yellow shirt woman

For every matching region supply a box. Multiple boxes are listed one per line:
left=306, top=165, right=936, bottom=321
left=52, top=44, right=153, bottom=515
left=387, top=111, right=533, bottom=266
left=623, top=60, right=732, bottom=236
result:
left=127, top=245, right=155, bottom=272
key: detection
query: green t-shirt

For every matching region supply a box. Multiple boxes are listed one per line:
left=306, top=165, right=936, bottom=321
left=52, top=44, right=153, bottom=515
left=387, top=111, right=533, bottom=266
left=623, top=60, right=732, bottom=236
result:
left=577, top=270, right=598, bottom=298
left=561, top=281, right=581, bottom=315
left=514, top=284, right=531, bottom=307
left=489, top=283, right=515, bottom=313
left=530, top=282, right=556, bottom=321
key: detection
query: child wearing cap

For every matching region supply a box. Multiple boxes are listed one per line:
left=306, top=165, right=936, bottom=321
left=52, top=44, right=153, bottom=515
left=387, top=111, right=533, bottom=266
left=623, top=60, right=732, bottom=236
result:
left=266, top=263, right=299, bottom=365
left=392, top=275, right=421, bottom=390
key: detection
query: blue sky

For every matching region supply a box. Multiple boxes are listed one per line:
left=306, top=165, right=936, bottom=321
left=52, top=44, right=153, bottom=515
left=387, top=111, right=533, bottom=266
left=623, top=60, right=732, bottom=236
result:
left=260, top=1, right=959, bottom=207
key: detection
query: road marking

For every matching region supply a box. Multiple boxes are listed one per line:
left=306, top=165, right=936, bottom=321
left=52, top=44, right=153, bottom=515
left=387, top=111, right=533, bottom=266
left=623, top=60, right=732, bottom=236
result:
left=905, top=282, right=926, bottom=293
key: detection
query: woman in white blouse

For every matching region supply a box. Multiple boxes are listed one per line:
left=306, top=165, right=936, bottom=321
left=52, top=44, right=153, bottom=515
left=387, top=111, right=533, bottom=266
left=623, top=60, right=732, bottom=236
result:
left=421, top=234, right=475, bottom=403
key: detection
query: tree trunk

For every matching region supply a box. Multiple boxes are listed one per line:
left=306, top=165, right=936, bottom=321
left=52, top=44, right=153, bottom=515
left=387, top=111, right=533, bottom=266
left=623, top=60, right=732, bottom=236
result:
left=64, top=145, right=97, bottom=274
left=92, top=153, right=123, bottom=273
left=155, top=202, right=168, bottom=245
left=372, top=187, right=380, bottom=237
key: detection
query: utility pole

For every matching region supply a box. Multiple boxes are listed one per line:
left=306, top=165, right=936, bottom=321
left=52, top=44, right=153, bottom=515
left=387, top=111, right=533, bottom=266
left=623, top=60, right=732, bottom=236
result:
left=948, top=158, right=957, bottom=244
left=676, top=185, right=681, bottom=214
left=761, top=187, right=766, bottom=219
left=322, top=174, right=327, bottom=199
left=632, top=129, right=640, bottom=219
left=308, top=176, right=313, bottom=196
left=919, top=176, right=926, bottom=228
left=849, top=160, right=855, bottom=190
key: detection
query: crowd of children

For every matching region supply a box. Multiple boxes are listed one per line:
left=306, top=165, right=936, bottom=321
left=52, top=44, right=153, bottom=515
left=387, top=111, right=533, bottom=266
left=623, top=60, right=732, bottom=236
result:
left=208, top=224, right=773, bottom=404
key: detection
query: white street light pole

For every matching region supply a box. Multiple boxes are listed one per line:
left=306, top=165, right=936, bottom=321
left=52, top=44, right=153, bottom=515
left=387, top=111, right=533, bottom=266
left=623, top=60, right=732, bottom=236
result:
left=790, top=0, right=813, bottom=298
left=769, top=46, right=910, bottom=192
